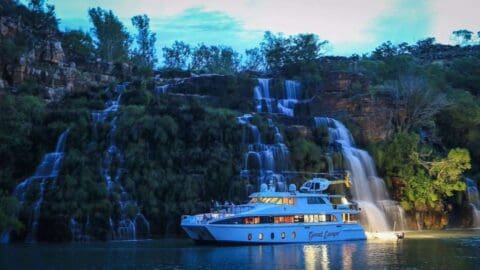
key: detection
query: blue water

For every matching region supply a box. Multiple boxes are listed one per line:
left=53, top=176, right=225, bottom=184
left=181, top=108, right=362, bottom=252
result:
left=1, top=231, right=479, bottom=269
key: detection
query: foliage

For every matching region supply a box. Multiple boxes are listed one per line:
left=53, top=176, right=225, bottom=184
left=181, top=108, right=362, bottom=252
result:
left=162, top=41, right=191, bottom=70
left=61, top=29, right=95, bottom=64
left=371, top=132, right=470, bottom=211
left=0, top=191, right=23, bottom=234
left=386, top=75, right=449, bottom=132
left=190, top=44, right=240, bottom=74
left=26, top=0, right=58, bottom=38
left=243, top=48, right=264, bottom=72
left=260, top=31, right=328, bottom=76
left=88, top=7, right=131, bottom=62
left=131, top=14, right=157, bottom=75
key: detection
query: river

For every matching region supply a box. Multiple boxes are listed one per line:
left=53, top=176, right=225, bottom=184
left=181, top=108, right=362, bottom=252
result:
left=1, top=230, right=479, bottom=269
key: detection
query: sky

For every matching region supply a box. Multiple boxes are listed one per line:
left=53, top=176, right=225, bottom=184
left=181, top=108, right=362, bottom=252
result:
left=43, top=0, right=480, bottom=59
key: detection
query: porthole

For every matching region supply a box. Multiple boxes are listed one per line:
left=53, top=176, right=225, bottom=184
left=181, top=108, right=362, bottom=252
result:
left=248, top=233, right=252, bottom=240
left=259, top=233, right=264, bottom=240
left=281, top=232, right=286, bottom=239
left=271, top=232, right=275, bottom=239
left=292, top=232, right=296, bottom=239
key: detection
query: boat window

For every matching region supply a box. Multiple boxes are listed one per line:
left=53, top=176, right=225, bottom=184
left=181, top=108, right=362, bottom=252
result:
left=281, top=232, right=286, bottom=239
left=305, top=182, right=311, bottom=188
left=307, top=197, right=326, bottom=204
left=292, top=232, right=296, bottom=239
left=294, top=215, right=304, bottom=223
left=270, top=233, right=275, bottom=239
left=303, top=214, right=336, bottom=223
left=259, top=233, right=264, bottom=240
left=244, top=217, right=260, bottom=224
left=314, top=183, right=320, bottom=190
left=343, top=213, right=357, bottom=222
left=248, top=233, right=252, bottom=240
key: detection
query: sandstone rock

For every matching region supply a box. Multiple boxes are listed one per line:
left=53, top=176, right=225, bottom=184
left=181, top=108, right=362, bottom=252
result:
left=41, top=41, right=65, bottom=65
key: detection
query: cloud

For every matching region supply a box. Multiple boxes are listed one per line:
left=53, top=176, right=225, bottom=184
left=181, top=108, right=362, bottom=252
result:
left=46, top=0, right=480, bottom=57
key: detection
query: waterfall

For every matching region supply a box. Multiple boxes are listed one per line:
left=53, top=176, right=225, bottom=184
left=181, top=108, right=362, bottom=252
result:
left=314, top=117, right=406, bottom=232
left=254, top=79, right=301, bottom=117
left=466, top=178, right=480, bottom=227
left=238, top=114, right=290, bottom=191
left=79, top=83, right=151, bottom=241
left=254, top=78, right=274, bottom=113
left=278, top=80, right=301, bottom=117
left=12, top=129, right=69, bottom=242
left=154, top=84, right=169, bottom=94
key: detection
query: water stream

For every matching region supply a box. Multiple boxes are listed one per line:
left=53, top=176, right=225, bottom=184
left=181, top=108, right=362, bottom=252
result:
left=70, top=83, right=150, bottom=241
left=238, top=114, right=290, bottom=192
left=314, top=117, right=406, bottom=232
left=12, top=129, right=69, bottom=242
left=466, top=178, right=480, bottom=227
left=254, top=78, right=301, bottom=117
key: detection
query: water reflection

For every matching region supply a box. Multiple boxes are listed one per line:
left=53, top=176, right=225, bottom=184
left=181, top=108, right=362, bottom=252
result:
left=1, top=234, right=480, bottom=270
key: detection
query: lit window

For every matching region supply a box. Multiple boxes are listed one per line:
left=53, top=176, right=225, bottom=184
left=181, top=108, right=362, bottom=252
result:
left=270, top=232, right=275, bottom=239
left=248, top=233, right=252, bottom=240
left=292, top=232, right=296, bottom=239
left=259, top=233, right=264, bottom=240
left=281, top=232, right=286, bottom=239
left=318, top=215, right=325, bottom=222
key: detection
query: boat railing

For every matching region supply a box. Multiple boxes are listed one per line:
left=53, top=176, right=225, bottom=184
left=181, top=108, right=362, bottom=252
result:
left=183, top=204, right=255, bottom=224
left=211, top=204, right=255, bottom=215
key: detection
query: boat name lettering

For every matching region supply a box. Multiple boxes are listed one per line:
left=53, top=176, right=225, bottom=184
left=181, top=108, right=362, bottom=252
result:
left=309, top=230, right=340, bottom=240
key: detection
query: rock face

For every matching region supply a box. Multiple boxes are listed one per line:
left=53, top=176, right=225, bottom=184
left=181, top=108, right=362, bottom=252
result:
left=0, top=16, right=21, bottom=37
left=304, top=72, right=394, bottom=143
left=0, top=15, right=118, bottom=100
left=40, top=41, right=65, bottom=64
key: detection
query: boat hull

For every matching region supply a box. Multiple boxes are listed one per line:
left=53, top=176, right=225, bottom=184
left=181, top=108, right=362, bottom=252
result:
left=182, top=223, right=366, bottom=244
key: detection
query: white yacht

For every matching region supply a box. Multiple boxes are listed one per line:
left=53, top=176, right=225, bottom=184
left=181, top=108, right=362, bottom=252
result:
left=181, top=177, right=366, bottom=244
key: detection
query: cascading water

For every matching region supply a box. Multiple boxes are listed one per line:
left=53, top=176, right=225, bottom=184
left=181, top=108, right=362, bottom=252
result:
left=238, top=114, right=290, bottom=192
left=11, top=129, right=69, bottom=242
left=154, top=84, right=169, bottom=94
left=278, top=80, right=301, bottom=117
left=254, top=79, right=301, bottom=117
left=254, top=78, right=274, bottom=113
left=466, top=178, right=480, bottom=227
left=314, top=117, right=406, bottom=232
left=87, top=83, right=151, bottom=240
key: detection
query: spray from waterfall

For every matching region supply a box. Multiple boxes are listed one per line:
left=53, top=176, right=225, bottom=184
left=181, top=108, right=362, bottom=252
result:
left=314, top=117, right=406, bottom=232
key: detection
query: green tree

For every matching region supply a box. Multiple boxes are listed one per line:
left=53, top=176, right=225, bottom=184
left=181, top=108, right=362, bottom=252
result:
left=131, top=14, right=157, bottom=72
left=61, top=29, right=95, bottom=64
left=452, top=29, right=474, bottom=46
left=88, top=7, right=131, bottom=62
left=190, top=44, right=240, bottom=74
left=27, top=0, right=58, bottom=37
left=243, top=47, right=264, bottom=72
left=162, top=41, right=191, bottom=70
